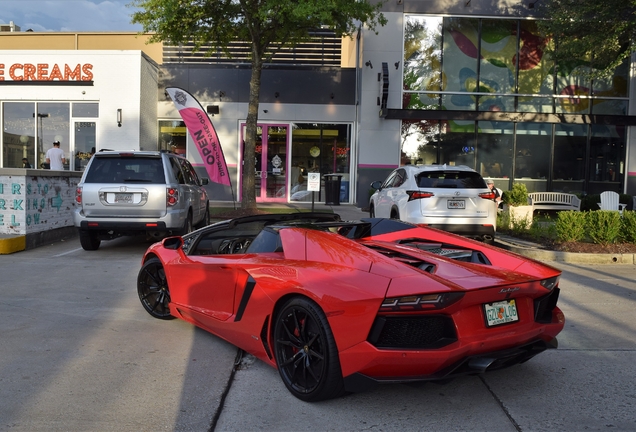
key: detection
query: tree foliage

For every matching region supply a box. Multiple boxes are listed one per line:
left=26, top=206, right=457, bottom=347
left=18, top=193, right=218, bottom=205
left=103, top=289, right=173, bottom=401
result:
left=130, top=0, right=386, bottom=209
left=537, top=0, right=636, bottom=77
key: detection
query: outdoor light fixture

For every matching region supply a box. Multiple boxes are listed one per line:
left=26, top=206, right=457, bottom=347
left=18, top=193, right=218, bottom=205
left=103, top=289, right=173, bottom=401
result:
left=117, top=109, right=122, bottom=127
left=219, top=91, right=225, bottom=100
left=365, top=60, right=373, bottom=68
left=394, top=61, right=400, bottom=70
left=275, top=92, right=280, bottom=98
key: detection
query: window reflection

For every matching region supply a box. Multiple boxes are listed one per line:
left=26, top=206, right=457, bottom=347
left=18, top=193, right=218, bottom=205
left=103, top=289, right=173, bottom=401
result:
left=2, top=102, right=35, bottom=168
left=476, top=122, right=513, bottom=187
left=514, top=123, right=551, bottom=192
left=553, top=124, right=585, bottom=194
left=289, top=123, right=351, bottom=203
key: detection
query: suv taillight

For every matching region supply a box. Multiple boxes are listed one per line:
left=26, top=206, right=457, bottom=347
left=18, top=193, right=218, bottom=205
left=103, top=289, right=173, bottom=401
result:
left=167, top=187, right=179, bottom=206
left=407, top=190, right=434, bottom=201
left=75, top=187, right=82, bottom=204
left=479, top=191, right=496, bottom=200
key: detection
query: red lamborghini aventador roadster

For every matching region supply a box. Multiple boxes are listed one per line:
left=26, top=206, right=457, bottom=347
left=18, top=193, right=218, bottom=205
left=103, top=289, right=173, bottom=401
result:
left=137, top=213, right=565, bottom=401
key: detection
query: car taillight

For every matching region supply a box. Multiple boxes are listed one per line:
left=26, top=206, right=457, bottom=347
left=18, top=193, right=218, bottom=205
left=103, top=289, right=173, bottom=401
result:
left=407, top=190, right=434, bottom=201
left=380, top=292, right=464, bottom=311
left=540, top=276, right=560, bottom=291
left=75, top=187, right=82, bottom=204
left=167, top=187, right=179, bottom=206
left=479, top=191, right=496, bottom=200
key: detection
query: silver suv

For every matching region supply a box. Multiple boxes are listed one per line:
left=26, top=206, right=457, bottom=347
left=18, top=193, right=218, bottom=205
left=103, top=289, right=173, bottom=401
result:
left=369, top=165, right=497, bottom=243
left=74, top=150, right=210, bottom=250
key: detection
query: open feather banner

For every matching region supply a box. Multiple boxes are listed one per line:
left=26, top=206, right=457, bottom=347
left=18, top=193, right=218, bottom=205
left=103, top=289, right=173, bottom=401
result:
left=165, top=87, right=231, bottom=186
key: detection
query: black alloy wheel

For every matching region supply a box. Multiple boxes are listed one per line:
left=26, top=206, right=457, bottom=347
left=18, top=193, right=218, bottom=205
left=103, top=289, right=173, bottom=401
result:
left=274, top=297, right=344, bottom=401
left=137, top=258, right=174, bottom=320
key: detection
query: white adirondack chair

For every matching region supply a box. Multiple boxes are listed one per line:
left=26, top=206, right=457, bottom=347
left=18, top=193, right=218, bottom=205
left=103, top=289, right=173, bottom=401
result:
left=598, top=191, right=626, bottom=214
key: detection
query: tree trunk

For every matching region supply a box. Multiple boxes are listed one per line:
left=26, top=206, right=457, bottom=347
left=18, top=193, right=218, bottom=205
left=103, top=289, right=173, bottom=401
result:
left=241, top=59, right=263, bottom=211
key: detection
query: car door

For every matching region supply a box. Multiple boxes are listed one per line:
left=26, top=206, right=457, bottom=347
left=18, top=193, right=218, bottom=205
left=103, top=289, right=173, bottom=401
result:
left=374, top=170, right=398, bottom=218
left=170, top=254, right=240, bottom=323
left=179, top=158, right=207, bottom=223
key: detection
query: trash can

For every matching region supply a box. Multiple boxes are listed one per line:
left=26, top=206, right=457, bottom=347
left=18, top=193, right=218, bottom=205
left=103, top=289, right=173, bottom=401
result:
left=323, top=174, right=343, bottom=205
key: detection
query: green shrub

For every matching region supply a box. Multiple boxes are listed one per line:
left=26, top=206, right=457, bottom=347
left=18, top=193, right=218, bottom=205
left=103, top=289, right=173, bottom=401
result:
left=529, top=218, right=556, bottom=243
left=621, top=211, right=636, bottom=243
left=586, top=210, right=622, bottom=245
left=497, top=210, right=511, bottom=231
left=555, top=211, right=586, bottom=242
left=502, top=183, right=529, bottom=207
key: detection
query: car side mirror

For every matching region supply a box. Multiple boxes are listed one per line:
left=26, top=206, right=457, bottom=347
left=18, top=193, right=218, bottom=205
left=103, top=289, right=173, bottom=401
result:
left=371, top=180, right=382, bottom=190
left=163, top=236, right=183, bottom=250
left=200, top=178, right=209, bottom=186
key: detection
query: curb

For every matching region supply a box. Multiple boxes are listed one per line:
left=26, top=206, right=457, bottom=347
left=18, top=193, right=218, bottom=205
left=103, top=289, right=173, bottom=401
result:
left=495, top=236, right=636, bottom=264
left=0, top=235, right=26, bottom=255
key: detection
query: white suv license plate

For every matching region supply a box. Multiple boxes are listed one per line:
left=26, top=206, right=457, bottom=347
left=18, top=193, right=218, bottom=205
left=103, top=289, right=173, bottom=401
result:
left=484, top=299, right=519, bottom=327
left=114, top=193, right=133, bottom=203
left=447, top=199, right=465, bottom=209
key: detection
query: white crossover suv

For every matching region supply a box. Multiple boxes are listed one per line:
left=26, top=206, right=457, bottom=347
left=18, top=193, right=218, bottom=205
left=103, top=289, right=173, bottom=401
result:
left=369, top=164, right=498, bottom=243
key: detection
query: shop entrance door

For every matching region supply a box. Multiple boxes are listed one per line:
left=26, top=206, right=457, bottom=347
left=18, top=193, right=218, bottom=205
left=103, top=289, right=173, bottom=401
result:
left=73, top=121, right=96, bottom=171
left=241, top=124, right=289, bottom=203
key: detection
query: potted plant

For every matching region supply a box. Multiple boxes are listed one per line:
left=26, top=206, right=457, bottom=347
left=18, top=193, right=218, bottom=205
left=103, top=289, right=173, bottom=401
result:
left=502, top=183, right=533, bottom=226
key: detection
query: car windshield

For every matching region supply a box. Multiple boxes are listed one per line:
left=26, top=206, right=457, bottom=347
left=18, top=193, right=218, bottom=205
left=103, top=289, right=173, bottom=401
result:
left=84, top=157, right=166, bottom=183
left=416, top=170, right=487, bottom=189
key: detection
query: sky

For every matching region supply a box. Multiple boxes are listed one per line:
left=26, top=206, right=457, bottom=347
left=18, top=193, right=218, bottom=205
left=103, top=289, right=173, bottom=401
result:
left=0, top=0, right=143, bottom=32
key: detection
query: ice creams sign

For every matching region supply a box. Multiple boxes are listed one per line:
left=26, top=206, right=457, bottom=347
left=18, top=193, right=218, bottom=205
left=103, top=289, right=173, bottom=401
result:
left=0, top=63, right=94, bottom=81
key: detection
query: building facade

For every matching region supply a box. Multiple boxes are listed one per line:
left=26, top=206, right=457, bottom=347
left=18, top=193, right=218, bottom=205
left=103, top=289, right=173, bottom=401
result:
left=1, top=0, right=635, bottom=208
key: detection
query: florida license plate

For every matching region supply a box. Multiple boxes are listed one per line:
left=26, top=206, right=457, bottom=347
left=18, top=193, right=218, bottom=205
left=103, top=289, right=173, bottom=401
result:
left=115, top=193, right=133, bottom=203
left=484, top=299, right=518, bottom=327
left=447, top=200, right=465, bottom=209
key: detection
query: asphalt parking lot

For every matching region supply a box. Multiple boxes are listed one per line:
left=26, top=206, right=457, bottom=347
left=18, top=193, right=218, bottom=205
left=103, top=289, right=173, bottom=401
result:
left=1, top=209, right=635, bottom=431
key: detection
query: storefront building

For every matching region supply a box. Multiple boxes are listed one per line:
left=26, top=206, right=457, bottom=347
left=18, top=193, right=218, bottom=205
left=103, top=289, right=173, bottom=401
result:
left=2, top=0, right=636, bottom=209
left=358, top=2, right=636, bottom=201
left=0, top=49, right=159, bottom=170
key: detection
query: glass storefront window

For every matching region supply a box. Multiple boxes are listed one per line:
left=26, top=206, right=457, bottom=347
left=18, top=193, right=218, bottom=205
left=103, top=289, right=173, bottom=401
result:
left=72, top=103, right=99, bottom=117
left=588, top=125, right=625, bottom=194
left=553, top=124, right=586, bottom=194
left=403, top=15, right=628, bottom=115
left=289, top=123, right=351, bottom=203
left=37, top=103, right=70, bottom=169
left=479, top=20, right=517, bottom=97
left=476, top=121, right=513, bottom=184
left=439, top=121, right=476, bottom=167
left=517, top=21, right=554, bottom=97
left=517, top=96, right=554, bottom=113
left=159, top=120, right=186, bottom=155
left=401, top=120, right=441, bottom=165
left=2, top=102, right=35, bottom=168
left=404, top=16, right=443, bottom=93
left=514, top=123, right=551, bottom=192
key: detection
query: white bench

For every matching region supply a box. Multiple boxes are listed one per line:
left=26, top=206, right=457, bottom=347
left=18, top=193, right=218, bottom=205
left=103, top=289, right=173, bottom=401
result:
left=528, top=192, right=581, bottom=211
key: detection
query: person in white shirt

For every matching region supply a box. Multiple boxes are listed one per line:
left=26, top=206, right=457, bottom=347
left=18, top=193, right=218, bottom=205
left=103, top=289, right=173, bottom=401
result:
left=46, top=140, right=66, bottom=170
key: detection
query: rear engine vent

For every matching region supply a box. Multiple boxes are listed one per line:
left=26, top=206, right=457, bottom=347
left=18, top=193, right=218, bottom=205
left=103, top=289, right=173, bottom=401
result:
left=398, top=239, right=492, bottom=265
left=366, top=245, right=436, bottom=273
left=368, top=315, right=457, bottom=349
